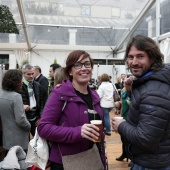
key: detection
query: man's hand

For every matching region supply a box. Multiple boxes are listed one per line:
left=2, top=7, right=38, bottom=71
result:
left=111, top=117, right=125, bottom=132
left=124, top=76, right=136, bottom=92
left=35, top=119, right=40, bottom=126
left=24, top=105, right=30, bottom=111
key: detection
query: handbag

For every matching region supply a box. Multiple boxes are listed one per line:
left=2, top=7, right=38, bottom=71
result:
left=59, top=143, right=104, bottom=170
left=25, top=101, right=67, bottom=170
left=25, top=128, right=49, bottom=170
left=113, top=90, right=121, bottom=101
left=112, top=84, right=120, bottom=102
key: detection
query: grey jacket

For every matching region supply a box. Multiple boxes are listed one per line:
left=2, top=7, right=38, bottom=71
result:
left=0, top=90, right=31, bottom=150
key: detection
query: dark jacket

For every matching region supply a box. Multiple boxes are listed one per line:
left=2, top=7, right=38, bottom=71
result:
left=20, top=81, right=44, bottom=120
left=38, top=80, right=106, bottom=169
left=118, top=64, right=170, bottom=168
left=48, top=78, right=54, bottom=95
left=35, top=74, right=49, bottom=103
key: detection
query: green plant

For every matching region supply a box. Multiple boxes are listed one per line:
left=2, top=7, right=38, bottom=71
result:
left=19, top=59, right=29, bottom=70
left=54, top=58, right=57, bottom=64
left=0, top=5, right=19, bottom=34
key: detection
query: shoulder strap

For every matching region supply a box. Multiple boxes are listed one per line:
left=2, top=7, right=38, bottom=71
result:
left=58, top=101, right=67, bottom=156
left=112, top=83, right=118, bottom=93
left=62, top=101, right=67, bottom=112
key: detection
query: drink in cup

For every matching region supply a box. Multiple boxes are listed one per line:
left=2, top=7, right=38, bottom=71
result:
left=114, top=117, right=123, bottom=133
left=90, top=120, right=102, bottom=142
left=114, top=116, right=123, bottom=120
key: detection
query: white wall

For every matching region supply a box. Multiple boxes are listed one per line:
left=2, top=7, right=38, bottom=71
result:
left=29, top=49, right=127, bottom=82
left=92, top=64, right=127, bottom=83
left=4, top=45, right=127, bottom=82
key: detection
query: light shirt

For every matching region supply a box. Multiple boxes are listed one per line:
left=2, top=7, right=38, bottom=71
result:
left=97, top=81, right=114, bottom=108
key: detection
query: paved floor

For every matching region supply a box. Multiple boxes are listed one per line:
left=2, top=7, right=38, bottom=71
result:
left=105, top=110, right=130, bottom=170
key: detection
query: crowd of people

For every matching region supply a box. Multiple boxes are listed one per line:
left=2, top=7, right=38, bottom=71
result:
left=1, top=34, right=170, bottom=170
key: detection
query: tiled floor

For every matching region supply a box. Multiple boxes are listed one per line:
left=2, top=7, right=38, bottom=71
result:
left=105, top=110, right=130, bottom=170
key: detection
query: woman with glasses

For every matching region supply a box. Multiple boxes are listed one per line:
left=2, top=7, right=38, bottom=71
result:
left=38, top=50, right=106, bottom=170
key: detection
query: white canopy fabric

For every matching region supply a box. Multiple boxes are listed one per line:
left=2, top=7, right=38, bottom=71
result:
left=14, top=49, right=31, bottom=67
left=160, top=38, right=170, bottom=63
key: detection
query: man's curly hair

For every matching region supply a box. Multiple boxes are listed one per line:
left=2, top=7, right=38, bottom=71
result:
left=2, top=69, right=22, bottom=92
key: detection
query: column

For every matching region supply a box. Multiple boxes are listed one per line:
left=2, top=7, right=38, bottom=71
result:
left=68, top=29, right=77, bottom=45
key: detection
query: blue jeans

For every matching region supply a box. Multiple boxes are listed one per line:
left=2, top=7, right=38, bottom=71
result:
left=102, top=107, right=112, bottom=132
left=131, top=164, right=170, bottom=170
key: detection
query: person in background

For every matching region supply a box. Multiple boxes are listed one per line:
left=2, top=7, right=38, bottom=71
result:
left=112, top=35, right=170, bottom=170
left=96, top=75, right=101, bottom=89
left=120, top=73, right=126, bottom=89
left=89, top=78, right=97, bottom=90
left=109, top=76, right=112, bottom=83
left=54, top=67, right=67, bottom=87
left=20, top=64, right=44, bottom=136
left=114, top=76, right=122, bottom=96
left=33, top=65, right=49, bottom=103
left=0, top=70, right=30, bottom=155
left=38, top=50, right=106, bottom=170
left=49, top=63, right=61, bottom=94
left=115, top=74, right=132, bottom=163
left=97, top=73, right=114, bottom=136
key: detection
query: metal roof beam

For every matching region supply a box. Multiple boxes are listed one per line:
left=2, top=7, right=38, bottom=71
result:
left=113, top=0, right=156, bottom=53
left=16, top=0, right=31, bottom=51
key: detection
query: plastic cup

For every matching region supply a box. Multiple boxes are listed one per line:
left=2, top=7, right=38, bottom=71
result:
left=114, top=116, right=123, bottom=120
left=114, top=117, right=123, bottom=133
left=90, top=120, right=102, bottom=142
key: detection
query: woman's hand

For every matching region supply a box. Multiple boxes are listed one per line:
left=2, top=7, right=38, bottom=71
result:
left=81, top=124, right=100, bottom=142
left=111, top=117, right=125, bottom=133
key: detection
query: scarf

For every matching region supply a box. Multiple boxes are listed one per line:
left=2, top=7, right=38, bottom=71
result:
left=23, top=77, right=36, bottom=109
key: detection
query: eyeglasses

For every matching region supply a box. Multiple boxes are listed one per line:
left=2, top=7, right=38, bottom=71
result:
left=74, top=61, right=92, bottom=70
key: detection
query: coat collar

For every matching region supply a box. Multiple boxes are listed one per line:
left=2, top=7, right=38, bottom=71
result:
left=59, top=80, right=100, bottom=105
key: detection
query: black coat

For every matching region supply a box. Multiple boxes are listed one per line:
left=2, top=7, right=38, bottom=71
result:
left=35, top=74, right=49, bottom=103
left=20, top=81, right=45, bottom=119
left=118, top=64, right=170, bottom=168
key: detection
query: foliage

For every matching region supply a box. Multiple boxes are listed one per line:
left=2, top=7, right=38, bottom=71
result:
left=54, top=58, right=57, bottom=64
left=19, top=59, right=29, bottom=70
left=0, top=5, right=19, bottom=34
left=125, top=12, right=134, bottom=19
left=24, top=2, right=63, bottom=15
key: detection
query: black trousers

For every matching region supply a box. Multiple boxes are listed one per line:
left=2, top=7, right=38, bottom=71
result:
left=29, top=119, right=37, bottom=136
left=50, top=162, right=64, bottom=170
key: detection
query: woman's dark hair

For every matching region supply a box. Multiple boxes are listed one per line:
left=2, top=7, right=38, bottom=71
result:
left=2, top=69, right=22, bottom=92
left=124, top=35, right=164, bottom=71
left=64, top=50, right=94, bottom=81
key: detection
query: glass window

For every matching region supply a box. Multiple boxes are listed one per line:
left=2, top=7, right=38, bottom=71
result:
left=81, top=5, right=91, bottom=17
left=112, top=7, right=121, bottom=18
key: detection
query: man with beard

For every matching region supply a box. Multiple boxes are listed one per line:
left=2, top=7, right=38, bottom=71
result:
left=112, top=35, right=170, bottom=169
